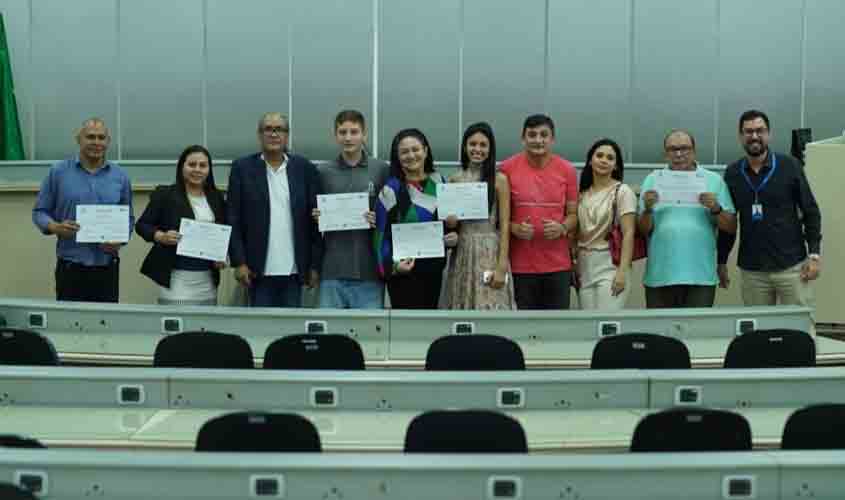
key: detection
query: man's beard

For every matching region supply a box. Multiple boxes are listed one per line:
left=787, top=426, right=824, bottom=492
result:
left=744, top=140, right=766, bottom=158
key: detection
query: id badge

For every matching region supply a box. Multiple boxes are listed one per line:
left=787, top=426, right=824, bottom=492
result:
left=751, top=203, right=764, bottom=221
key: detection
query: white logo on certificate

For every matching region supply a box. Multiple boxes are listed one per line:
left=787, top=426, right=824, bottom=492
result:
left=176, top=218, right=232, bottom=262
left=437, top=182, right=489, bottom=220
left=654, top=170, right=707, bottom=207
left=317, top=192, right=370, bottom=232
left=75, top=204, right=130, bottom=243
left=391, top=221, right=445, bottom=260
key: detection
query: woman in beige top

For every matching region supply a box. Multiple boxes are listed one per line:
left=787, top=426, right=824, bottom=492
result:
left=575, top=138, right=637, bottom=309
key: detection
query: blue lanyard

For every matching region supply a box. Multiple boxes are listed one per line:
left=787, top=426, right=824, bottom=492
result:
left=740, top=152, right=777, bottom=203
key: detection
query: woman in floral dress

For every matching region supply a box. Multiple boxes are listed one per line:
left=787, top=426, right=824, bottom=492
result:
left=444, top=122, right=516, bottom=310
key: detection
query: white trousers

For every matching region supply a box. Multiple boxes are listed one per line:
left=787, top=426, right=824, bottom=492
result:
left=577, top=249, right=630, bottom=310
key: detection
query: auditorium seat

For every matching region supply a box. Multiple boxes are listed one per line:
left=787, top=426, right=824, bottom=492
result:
left=404, top=409, right=527, bottom=453
left=425, top=334, right=525, bottom=370
left=0, top=435, right=45, bottom=449
left=0, top=483, right=37, bottom=500
left=263, top=334, right=365, bottom=370
left=781, top=404, right=845, bottom=450
left=590, top=333, right=691, bottom=369
left=153, top=331, right=254, bottom=369
left=195, top=411, right=321, bottom=452
left=723, top=329, right=815, bottom=368
left=630, top=408, right=752, bottom=452
left=0, top=328, right=58, bottom=366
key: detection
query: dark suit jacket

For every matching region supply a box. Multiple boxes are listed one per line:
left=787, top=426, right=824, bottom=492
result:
left=135, top=185, right=227, bottom=288
left=227, top=152, right=321, bottom=281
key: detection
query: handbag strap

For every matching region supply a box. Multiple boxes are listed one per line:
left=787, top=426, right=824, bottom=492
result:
left=610, top=183, right=622, bottom=228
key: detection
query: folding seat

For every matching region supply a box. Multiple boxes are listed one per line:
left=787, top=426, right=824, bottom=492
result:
left=0, top=328, right=58, bottom=366
left=263, top=334, right=364, bottom=370
left=0, top=483, right=37, bottom=500
left=781, top=403, right=845, bottom=450
left=195, top=411, right=321, bottom=452
left=723, top=329, right=815, bottom=368
left=425, top=334, right=525, bottom=370
left=404, top=409, right=527, bottom=453
left=590, top=333, right=690, bottom=369
left=153, top=331, right=254, bottom=369
left=630, top=408, right=752, bottom=452
left=0, top=435, right=46, bottom=448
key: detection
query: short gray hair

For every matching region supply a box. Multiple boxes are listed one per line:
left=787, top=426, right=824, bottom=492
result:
left=257, top=112, right=289, bottom=132
left=663, top=129, right=696, bottom=150
left=76, top=117, right=110, bottom=138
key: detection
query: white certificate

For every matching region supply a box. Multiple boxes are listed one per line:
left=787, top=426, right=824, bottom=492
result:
left=392, top=221, right=445, bottom=260
left=317, top=192, right=370, bottom=232
left=653, top=170, right=708, bottom=206
left=75, top=205, right=130, bottom=243
left=437, top=182, right=489, bottom=220
left=176, top=218, right=232, bottom=262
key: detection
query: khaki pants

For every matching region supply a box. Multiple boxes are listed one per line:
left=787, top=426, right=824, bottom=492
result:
left=740, top=261, right=815, bottom=308
left=740, top=261, right=816, bottom=335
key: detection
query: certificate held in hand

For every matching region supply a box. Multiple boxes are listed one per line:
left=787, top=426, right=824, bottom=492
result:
left=75, top=204, right=130, bottom=243
left=317, top=192, right=370, bottom=232
left=437, top=182, right=489, bottom=220
left=392, top=221, right=445, bottom=260
left=654, top=170, right=707, bottom=207
left=176, top=218, right=232, bottom=262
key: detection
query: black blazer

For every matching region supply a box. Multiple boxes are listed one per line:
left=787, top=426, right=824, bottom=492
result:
left=135, top=185, right=227, bottom=288
left=227, top=152, right=321, bottom=281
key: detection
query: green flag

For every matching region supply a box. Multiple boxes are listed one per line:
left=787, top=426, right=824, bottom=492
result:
left=0, top=13, right=25, bottom=160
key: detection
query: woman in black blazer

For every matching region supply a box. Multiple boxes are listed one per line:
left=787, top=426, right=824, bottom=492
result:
left=136, top=145, right=227, bottom=305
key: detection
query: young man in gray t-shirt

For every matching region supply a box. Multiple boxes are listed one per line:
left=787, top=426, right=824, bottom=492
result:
left=312, top=110, right=389, bottom=308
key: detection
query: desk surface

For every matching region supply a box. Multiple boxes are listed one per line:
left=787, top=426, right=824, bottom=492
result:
left=0, top=366, right=651, bottom=411
left=3, top=365, right=844, bottom=411
left=1, top=406, right=792, bottom=452
left=0, top=447, right=810, bottom=500
left=0, top=367, right=839, bottom=452
left=0, top=298, right=825, bottom=367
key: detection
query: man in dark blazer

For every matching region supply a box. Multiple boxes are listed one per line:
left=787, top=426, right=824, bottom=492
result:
left=227, top=112, right=322, bottom=307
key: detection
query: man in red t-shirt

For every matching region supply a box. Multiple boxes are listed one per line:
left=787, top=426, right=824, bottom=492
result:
left=500, top=114, right=578, bottom=309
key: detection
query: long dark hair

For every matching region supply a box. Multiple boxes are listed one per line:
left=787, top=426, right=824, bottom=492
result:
left=460, top=122, right=497, bottom=212
left=388, top=129, right=435, bottom=218
left=175, top=144, right=217, bottom=195
left=579, top=138, right=624, bottom=193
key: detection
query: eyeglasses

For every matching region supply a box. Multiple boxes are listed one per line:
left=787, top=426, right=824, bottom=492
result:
left=741, top=127, right=768, bottom=138
left=262, top=126, right=289, bottom=136
left=666, top=145, right=693, bottom=155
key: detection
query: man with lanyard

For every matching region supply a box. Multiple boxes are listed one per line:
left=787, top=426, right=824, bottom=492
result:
left=32, top=118, right=133, bottom=302
left=718, top=109, right=822, bottom=310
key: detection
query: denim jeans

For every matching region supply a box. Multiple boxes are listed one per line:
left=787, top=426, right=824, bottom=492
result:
left=319, top=279, right=384, bottom=309
left=249, top=275, right=302, bottom=308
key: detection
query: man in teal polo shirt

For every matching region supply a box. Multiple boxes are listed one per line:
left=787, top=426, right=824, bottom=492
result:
left=637, top=130, right=737, bottom=308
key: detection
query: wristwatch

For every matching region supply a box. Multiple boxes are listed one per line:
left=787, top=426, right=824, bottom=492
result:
left=710, top=204, right=722, bottom=215
left=808, top=253, right=821, bottom=262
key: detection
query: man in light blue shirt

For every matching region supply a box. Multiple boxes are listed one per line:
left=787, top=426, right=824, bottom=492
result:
left=32, top=118, right=133, bottom=302
left=637, top=130, right=736, bottom=308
